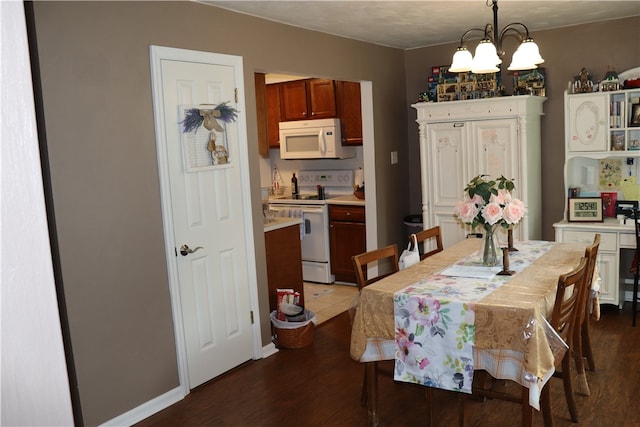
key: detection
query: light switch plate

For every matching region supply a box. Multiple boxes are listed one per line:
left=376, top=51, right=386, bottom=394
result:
left=391, top=151, right=398, bottom=164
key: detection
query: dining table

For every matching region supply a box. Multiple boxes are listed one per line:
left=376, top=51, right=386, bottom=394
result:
left=350, top=237, right=586, bottom=426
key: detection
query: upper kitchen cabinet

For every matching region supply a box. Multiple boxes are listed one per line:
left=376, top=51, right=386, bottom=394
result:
left=336, top=81, right=363, bottom=146
left=280, top=78, right=337, bottom=121
left=255, top=73, right=270, bottom=157
left=266, top=83, right=282, bottom=148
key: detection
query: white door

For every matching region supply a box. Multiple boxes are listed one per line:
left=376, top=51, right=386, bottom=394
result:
left=150, top=47, right=259, bottom=389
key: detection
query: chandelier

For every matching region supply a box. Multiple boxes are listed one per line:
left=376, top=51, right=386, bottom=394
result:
left=449, top=0, right=544, bottom=74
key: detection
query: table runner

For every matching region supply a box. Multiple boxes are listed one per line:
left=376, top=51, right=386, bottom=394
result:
left=393, top=241, right=554, bottom=394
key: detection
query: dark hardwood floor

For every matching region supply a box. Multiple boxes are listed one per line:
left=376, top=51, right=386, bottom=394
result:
left=136, top=304, right=640, bottom=427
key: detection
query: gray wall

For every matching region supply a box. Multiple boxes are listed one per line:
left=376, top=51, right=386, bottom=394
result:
left=30, top=1, right=640, bottom=424
left=31, top=1, right=407, bottom=425
left=405, top=16, right=640, bottom=240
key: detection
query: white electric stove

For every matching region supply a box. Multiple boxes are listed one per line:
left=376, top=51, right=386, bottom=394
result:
left=269, top=170, right=354, bottom=283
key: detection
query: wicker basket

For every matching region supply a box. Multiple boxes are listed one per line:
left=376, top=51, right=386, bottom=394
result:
left=270, top=310, right=316, bottom=349
left=273, top=321, right=314, bottom=348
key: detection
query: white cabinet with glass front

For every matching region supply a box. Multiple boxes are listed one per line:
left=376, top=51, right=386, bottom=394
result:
left=554, top=88, right=640, bottom=307
left=413, top=96, right=546, bottom=249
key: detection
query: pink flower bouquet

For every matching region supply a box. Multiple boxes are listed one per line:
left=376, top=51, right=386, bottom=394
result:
left=454, top=175, right=527, bottom=230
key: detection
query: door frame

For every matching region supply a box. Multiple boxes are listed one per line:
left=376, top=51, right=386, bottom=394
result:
left=149, top=45, right=262, bottom=394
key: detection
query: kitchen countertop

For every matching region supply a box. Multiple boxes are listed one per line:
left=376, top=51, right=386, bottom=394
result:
left=263, top=217, right=303, bottom=233
left=326, top=194, right=365, bottom=206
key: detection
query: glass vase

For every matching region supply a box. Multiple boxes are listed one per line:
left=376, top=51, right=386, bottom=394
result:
left=482, top=224, right=499, bottom=267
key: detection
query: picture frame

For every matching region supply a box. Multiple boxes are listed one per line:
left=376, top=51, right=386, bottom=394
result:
left=631, top=104, right=640, bottom=127
left=568, top=197, right=604, bottom=222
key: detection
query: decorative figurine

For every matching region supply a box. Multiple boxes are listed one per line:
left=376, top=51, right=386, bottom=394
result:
left=601, top=66, right=620, bottom=91
left=574, top=68, right=593, bottom=93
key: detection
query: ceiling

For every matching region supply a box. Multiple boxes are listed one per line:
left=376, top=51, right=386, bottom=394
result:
left=202, top=1, right=640, bottom=50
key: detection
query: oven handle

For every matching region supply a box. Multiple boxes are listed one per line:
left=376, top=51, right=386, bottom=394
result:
left=301, top=207, right=323, bottom=235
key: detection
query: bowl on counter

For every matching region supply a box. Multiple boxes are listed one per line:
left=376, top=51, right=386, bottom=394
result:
left=354, top=190, right=365, bottom=199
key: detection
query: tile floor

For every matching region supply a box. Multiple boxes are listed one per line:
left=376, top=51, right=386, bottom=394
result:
left=303, top=282, right=359, bottom=324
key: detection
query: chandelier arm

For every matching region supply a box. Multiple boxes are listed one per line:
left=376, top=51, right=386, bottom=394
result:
left=496, top=23, right=530, bottom=57
left=458, top=28, right=489, bottom=47
left=498, top=22, right=531, bottom=43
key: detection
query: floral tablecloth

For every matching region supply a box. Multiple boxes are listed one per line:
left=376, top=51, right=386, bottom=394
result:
left=393, top=241, right=554, bottom=394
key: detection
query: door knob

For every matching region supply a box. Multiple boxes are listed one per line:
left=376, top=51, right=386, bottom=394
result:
left=180, top=244, right=203, bottom=256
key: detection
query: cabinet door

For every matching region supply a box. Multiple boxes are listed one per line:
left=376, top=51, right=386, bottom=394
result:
left=335, top=80, right=363, bottom=145
left=280, top=80, right=309, bottom=121
left=308, top=78, right=337, bottom=119
left=423, top=123, right=469, bottom=247
left=471, top=118, right=520, bottom=184
left=265, top=225, right=305, bottom=312
left=266, top=84, right=282, bottom=148
left=255, top=73, right=270, bottom=157
left=597, top=251, right=619, bottom=306
left=329, top=220, right=366, bottom=282
left=426, top=123, right=468, bottom=207
left=567, top=93, right=608, bottom=152
left=471, top=118, right=523, bottom=241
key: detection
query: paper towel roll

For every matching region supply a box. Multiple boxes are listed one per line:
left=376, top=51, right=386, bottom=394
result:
left=354, top=169, right=364, bottom=187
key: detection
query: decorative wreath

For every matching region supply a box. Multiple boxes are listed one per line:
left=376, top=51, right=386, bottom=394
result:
left=181, top=101, right=239, bottom=133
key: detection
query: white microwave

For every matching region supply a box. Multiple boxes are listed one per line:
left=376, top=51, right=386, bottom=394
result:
left=279, top=118, right=355, bottom=159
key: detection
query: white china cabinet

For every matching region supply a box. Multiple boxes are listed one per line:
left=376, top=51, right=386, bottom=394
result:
left=554, top=88, right=640, bottom=307
left=413, top=96, right=546, bottom=249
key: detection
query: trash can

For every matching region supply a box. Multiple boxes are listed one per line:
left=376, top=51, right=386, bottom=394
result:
left=270, top=310, right=317, bottom=349
left=403, top=214, right=423, bottom=237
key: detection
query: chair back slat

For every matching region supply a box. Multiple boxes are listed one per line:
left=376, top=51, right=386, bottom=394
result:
left=352, top=244, right=399, bottom=290
left=410, top=226, right=444, bottom=260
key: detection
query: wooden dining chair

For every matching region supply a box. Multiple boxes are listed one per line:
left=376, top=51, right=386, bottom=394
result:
left=573, top=233, right=600, bottom=396
left=542, top=256, right=590, bottom=425
left=351, top=244, right=399, bottom=408
left=409, top=226, right=444, bottom=260
left=455, top=257, right=588, bottom=427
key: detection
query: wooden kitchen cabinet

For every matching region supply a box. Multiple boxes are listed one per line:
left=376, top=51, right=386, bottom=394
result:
left=335, top=80, right=363, bottom=145
left=265, top=223, right=305, bottom=312
left=280, top=78, right=337, bottom=121
left=255, top=73, right=270, bottom=157
left=329, top=205, right=366, bottom=283
left=266, top=83, right=282, bottom=148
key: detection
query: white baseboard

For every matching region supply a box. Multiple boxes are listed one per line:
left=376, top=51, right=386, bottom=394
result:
left=99, top=386, right=184, bottom=427
left=262, top=342, right=279, bottom=358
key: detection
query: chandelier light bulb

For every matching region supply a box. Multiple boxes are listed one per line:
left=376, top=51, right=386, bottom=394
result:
left=449, top=47, right=473, bottom=73
left=517, top=39, right=544, bottom=65
left=471, top=39, right=501, bottom=74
